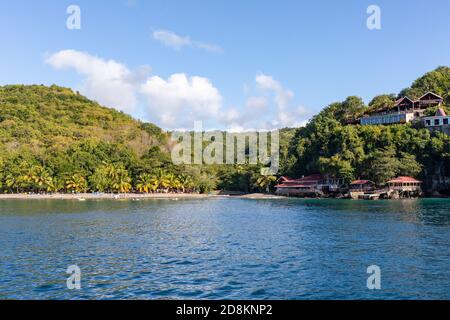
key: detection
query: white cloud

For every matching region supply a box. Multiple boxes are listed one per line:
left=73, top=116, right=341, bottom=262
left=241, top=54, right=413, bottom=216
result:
left=254, top=73, right=310, bottom=128
left=256, top=73, right=294, bottom=111
left=46, top=50, right=310, bottom=131
left=152, top=30, right=191, bottom=50
left=194, top=42, right=224, bottom=54
left=45, top=50, right=147, bottom=112
left=140, top=73, right=223, bottom=128
left=152, top=29, right=223, bottom=53
left=246, top=96, right=269, bottom=110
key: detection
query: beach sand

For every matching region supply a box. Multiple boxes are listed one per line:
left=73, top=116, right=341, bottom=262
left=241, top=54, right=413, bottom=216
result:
left=0, top=193, right=285, bottom=200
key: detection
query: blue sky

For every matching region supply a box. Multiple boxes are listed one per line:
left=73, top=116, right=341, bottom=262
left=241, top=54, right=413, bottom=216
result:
left=1, top=0, right=450, bottom=130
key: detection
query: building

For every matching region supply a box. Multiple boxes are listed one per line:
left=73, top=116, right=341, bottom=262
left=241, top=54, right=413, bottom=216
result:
left=275, top=174, right=345, bottom=197
left=387, top=177, right=422, bottom=192
left=350, top=180, right=375, bottom=192
left=349, top=180, right=376, bottom=199
left=360, top=112, right=415, bottom=126
left=360, top=92, right=444, bottom=126
left=423, top=108, right=450, bottom=135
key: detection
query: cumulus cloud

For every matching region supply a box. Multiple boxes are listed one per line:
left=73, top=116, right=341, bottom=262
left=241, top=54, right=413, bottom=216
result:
left=140, top=73, right=223, bottom=128
left=45, top=50, right=147, bottom=112
left=152, top=29, right=223, bottom=53
left=255, top=73, right=309, bottom=128
left=46, top=50, right=310, bottom=131
left=256, top=73, right=294, bottom=111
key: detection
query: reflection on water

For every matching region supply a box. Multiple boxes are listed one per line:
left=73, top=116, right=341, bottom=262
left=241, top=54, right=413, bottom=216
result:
left=0, top=198, right=449, bottom=299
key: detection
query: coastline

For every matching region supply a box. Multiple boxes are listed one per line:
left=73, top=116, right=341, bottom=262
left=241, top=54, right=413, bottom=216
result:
left=0, top=193, right=446, bottom=201
left=0, top=193, right=286, bottom=200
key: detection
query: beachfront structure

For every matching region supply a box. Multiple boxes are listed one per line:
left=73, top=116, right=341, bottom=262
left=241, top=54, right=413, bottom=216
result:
left=350, top=180, right=375, bottom=192
left=348, top=180, right=376, bottom=199
left=387, top=176, right=422, bottom=193
left=275, top=174, right=345, bottom=197
left=360, top=92, right=444, bottom=126
left=423, top=108, right=450, bottom=135
left=350, top=177, right=422, bottom=200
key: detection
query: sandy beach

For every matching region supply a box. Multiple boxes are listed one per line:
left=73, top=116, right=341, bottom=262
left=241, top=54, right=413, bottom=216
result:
left=0, top=193, right=286, bottom=200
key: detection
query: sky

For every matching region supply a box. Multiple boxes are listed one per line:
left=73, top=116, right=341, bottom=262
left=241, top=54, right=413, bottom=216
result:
left=1, top=0, right=450, bottom=131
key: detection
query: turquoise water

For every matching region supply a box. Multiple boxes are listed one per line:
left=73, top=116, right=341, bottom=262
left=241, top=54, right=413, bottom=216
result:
left=0, top=198, right=449, bottom=300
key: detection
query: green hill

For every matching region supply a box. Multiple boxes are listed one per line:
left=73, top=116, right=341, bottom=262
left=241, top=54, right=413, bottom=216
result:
left=0, top=84, right=167, bottom=155
left=281, top=66, right=450, bottom=193
left=1, top=67, right=449, bottom=195
left=0, top=85, right=177, bottom=192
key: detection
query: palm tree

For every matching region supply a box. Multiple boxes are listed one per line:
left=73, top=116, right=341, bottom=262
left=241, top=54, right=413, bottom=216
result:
left=30, top=166, right=53, bottom=193
left=165, top=173, right=181, bottom=192
left=136, top=173, right=154, bottom=193
left=66, top=174, right=88, bottom=193
left=46, top=177, right=62, bottom=193
left=18, top=173, right=33, bottom=193
left=255, top=175, right=277, bottom=193
left=154, top=170, right=171, bottom=192
left=178, top=174, right=194, bottom=193
left=111, top=168, right=132, bottom=193
left=89, top=167, right=111, bottom=193
left=5, top=174, right=18, bottom=193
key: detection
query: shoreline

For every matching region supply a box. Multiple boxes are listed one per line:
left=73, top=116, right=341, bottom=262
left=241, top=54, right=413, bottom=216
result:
left=0, top=193, right=447, bottom=201
left=0, top=193, right=286, bottom=201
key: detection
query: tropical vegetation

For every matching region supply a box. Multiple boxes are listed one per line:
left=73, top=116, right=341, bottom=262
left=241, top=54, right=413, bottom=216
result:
left=0, top=67, right=449, bottom=194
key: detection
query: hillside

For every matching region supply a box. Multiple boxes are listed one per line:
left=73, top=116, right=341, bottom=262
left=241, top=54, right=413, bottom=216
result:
left=0, top=85, right=167, bottom=156
left=281, top=66, right=450, bottom=193
left=0, top=67, right=449, bottom=195
left=0, top=85, right=179, bottom=193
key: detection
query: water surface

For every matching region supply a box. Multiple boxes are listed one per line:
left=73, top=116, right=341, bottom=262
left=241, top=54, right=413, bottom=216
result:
left=0, top=198, right=449, bottom=299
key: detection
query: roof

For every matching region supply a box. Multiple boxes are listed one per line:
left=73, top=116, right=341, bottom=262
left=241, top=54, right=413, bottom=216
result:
left=350, top=180, right=374, bottom=185
left=275, top=184, right=313, bottom=188
left=387, top=176, right=422, bottom=184
left=436, top=108, right=447, bottom=117
left=418, top=91, right=444, bottom=101
left=276, top=174, right=323, bottom=188
left=278, top=174, right=323, bottom=183
left=394, top=96, right=414, bottom=106
left=298, top=174, right=323, bottom=182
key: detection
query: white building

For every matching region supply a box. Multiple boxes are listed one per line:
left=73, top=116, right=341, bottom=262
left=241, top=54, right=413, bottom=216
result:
left=423, top=108, right=450, bottom=135
left=360, top=92, right=444, bottom=126
left=360, top=112, right=415, bottom=125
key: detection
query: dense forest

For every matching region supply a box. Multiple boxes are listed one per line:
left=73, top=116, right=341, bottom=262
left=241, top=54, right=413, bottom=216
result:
left=0, top=67, right=449, bottom=194
left=281, top=66, right=450, bottom=194
left=0, top=85, right=211, bottom=194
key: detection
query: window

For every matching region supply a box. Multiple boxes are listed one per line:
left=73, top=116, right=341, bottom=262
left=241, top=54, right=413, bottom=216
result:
left=444, top=118, right=449, bottom=125
left=426, top=120, right=431, bottom=126
left=434, top=119, right=440, bottom=126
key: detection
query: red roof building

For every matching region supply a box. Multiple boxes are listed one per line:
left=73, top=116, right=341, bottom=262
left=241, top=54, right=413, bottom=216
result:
left=275, top=174, right=345, bottom=196
left=387, top=176, right=422, bottom=192
left=350, top=180, right=375, bottom=191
